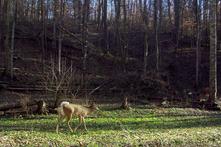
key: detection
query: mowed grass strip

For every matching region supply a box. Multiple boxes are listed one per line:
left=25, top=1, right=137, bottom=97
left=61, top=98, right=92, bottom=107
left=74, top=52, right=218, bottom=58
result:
left=1, top=107, right=221, bottom=146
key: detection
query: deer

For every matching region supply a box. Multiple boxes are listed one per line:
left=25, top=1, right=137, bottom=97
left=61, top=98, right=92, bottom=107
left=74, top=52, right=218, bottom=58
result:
left=55, top=101, right=99, bottom=133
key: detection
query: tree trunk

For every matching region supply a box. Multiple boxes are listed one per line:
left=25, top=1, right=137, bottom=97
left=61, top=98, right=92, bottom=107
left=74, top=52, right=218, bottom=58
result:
left=41, top=0, right=45, bottom=72
left=195, top=0, right=201, bottom=88
left=4, top=0, right=11, bottom=75
left=139, top=0, right=149, bottom=75
left=102, top=0, right=108, bottom=51
left=0, top=0, right=3, bottom=51
left=122, top=0, right=127, bottom=72
left=77, top=0, right=82, bottom=30
left=167, top=0, right=172, bottom=28
left=52, top=0, right=59, bottom=51
left=174, top=0, right=180, bottom=51
left=203, top=0, right=208, bottom=34
left=208, top=0, right=218, bottom=108
left=10, top=0, right=17, bottom=81
left=114, top=0, right=121, bottom=58
left=58, top=0, right=64, bottom=74
left=97, top=0, right=102, bottom=30
left=159, top=0, right=162, bottom=31
left=58, top=31, right=62, bottom=74
left=144, top=31, right=148, bottom=75
left=82, top=0, right=90, bottom=97
left=36, top=100, right=48, bottom=115
left=31, top=0, right=35, bottom=21
left=121, top=97, right=130, bottom=110
left=154, top=0, right=159, bottom=71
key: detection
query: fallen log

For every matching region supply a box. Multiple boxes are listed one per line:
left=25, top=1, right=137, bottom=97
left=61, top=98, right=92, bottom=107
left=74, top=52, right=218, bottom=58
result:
left=5, top=108, right=29, bottom=116
left=0, top=102, right=22, bottom=111
left=0, top=100, right=50, bottom=115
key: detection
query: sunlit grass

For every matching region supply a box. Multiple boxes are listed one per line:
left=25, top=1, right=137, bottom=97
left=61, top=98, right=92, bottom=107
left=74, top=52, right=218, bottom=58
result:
left=1, top=106, right=221, bottom=146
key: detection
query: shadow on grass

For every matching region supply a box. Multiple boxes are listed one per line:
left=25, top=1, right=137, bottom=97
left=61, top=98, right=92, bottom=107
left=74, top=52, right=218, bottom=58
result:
left=1, top=115, right=221, bottom=133
left=100, top=106, right=123, bottom=111
left=88, top=116, right=221, bottom=131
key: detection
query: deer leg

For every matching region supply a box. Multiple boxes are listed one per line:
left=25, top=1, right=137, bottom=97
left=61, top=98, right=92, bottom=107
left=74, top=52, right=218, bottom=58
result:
left=74, top=116, right=83, bottom=132
left=66, top=114, right=73, bottom=132
left=56, top=115, right=64, bottom=133
left=82, top=117, right=87, bottom=131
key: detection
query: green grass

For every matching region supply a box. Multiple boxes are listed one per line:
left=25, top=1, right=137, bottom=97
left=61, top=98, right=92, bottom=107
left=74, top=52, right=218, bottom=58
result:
left=1, top=106, right=221, bottom=146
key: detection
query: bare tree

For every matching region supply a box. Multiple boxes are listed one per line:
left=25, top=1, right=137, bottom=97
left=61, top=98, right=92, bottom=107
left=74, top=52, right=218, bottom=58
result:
left=30, top=0, right=35, bottom=21
left=122, top=0, right=128, bottom=72
left=167, top=0, right=172, bottom=28
left=42, top=59, right=75, bottom=107
left=194, top=0, right=201, bottom=88
left=58, top=0, right=65, bottom=74
left=114, top=0, right=121, bottom=53
left=3, top=0, right=11, bottom=75
left=0, top=0, right=3, bottom=51
left=154, top=0, right=159, bottom=71
left=10, top=0, right=17, bottom=81
left=81, top=0, right=90, bottom=97
left=174, top=0, right=180, bottom=51
left=77, top=0, right=82, bottom=30
left=158, top=0, right=163, bottom=31
left=102, top=0, right=108, bottom=51
left=203, top=0, right=209, bottom=35
left=96, top=0, right=102, bottom=30
left=208, top=0, right=217, bottom=108
left=139, top=0, right=150, bottom=75
left=41, top=0, right=46, bottom=72
left=52, top=0, right=59, bottom=50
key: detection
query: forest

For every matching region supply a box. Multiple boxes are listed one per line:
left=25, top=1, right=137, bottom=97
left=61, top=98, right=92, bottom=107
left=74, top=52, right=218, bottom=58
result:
left=0, top=0, right=221, bottom=146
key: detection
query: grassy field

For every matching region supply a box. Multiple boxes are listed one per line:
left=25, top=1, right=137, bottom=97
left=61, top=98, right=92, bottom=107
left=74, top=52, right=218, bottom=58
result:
left=1, top=105, right=221, bottom=146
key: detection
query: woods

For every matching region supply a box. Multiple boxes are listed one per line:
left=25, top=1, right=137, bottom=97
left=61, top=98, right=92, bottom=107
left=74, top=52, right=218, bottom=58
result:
left=1, top=1, right=221, bottom=146
left=0, top=0, right=220, bottom=110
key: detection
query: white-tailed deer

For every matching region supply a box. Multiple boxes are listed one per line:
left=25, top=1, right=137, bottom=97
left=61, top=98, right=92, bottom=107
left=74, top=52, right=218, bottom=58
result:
left=55, top=101, right=99, bottom=133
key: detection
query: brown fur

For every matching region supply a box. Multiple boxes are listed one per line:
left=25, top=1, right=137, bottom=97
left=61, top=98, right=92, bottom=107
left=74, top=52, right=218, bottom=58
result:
left=56, top=102, right=98, bottom=133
